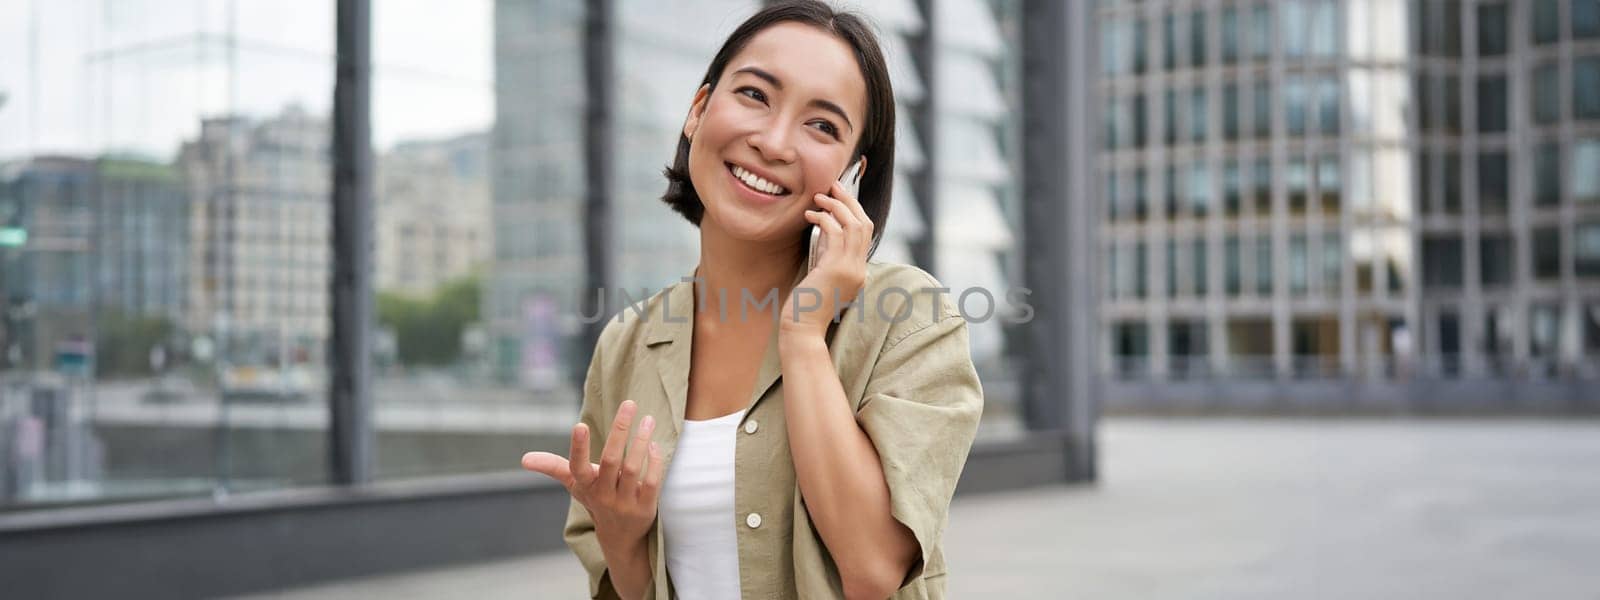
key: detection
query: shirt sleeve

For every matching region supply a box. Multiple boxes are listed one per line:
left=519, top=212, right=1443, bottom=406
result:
left=563, top=336, right=627, bottom=600
left=854, top=292, right=985, bottom=589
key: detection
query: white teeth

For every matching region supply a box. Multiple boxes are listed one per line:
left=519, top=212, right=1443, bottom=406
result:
left=731, top=164, right=787, bottom=195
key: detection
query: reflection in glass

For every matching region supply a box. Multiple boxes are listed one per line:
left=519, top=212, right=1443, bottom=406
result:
left=1317, top=75, right=1340, bottom=135
left=1250, top=3, right=1273, bottom=61
left=1282, top=0, right=1307, bottom=58
left=1190, top=89, right=1208, bottom=142
left=1323, top=231, right=1342, bottom=291
left=1223, top=84, right=1240, bottom=140
left=1222, top=6, right=1240, bottom=64
left=1317, top=154, right=1342, bottom=215
left=1253, top=80, right=1272, bottom=138
left=1287, top=158, right=1309, bottom=214
left=1577, top=0, right=1600, bottom=39
left=1193, top=238, right=1210, bottom=295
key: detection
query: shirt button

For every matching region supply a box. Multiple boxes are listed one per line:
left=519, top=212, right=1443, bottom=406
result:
left=746, top=512, right=762, bottom=529
left=744, top=419, right=758, bottom=434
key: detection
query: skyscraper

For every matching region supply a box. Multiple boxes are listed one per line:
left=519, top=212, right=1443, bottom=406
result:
left=1096, top=0, right=1600, bottom=409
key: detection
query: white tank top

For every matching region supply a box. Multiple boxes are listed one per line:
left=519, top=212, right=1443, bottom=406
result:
left=659, top=407, right=745, bottom=600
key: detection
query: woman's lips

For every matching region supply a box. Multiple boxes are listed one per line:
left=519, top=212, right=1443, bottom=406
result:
left=725, top=162, right=789, bottom=205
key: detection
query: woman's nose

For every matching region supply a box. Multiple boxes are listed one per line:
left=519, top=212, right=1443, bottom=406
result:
left=748, top=121, right=797, bottom=164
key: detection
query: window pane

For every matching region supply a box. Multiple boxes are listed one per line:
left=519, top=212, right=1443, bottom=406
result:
left=1287, top=158, right=1309, bottom=214
left=1190, top=10, right=1208, bottom=67
left=1444, top=75, right=1462, bottom=133
left=0, top=0, right=337, bottom=508
left=1253, top=80, right=1272, bottom=138
left=1225, top=160, right=1243, bottom=215
left=1193, top=238, right=1210, bottom=295
left=1577, top=223, right=1600, bottom=277
left=1255, top=237, right=1274, bottom=296
left=1534, top=0, right=1561, bottom=44
left=1317, top=75, right=1340, bottom=135
left=1323, top=231, right=1342, bottom=291
left=1535, top=143, right=1562, bottom=207
left=1481, top=235, right=1514, bottom=286
left=1251, top=4, right=1273, bottom=60
left=1286, top=76, right=1309, bottom=136
left=1478, top=152, right=1509, bottom=214
left=1577, top=57, right=1600, bottom=120
left=1574, top=139, right=1600, bottom=203
left=1253, top=158, right=1272, bottom=214
left=1422, top=236, right=1465, bottom=289
left=1443, top=151, right=1462, bottom=213
left=1165, top=89, right=1180, bottom=146
left=1224, top=84, right=1240, bottom=140
left=1222, top=6, right=1240, bottom=64
left=1318, top=154, right=1342, bottom=215
left=1164, top=11, right=1180, bottom=70
left=1576, top=0, right=1600, bottom=39
left=1282, top=0, right=1307, bottom=58
left=1167, top=240, right=1179, bottom=297
left=1309, top=0, right=1338, bottom=57
left=1190, top=89, right=1208, bottom=142
left=1290, top=235, right=1309, bottom=294
left=1477, top=2, right=1509, bottom=56
left=1226, top=236, right=1243, bottom=295
left=1533, top=63, right=1562, bottom=125
left=1476, top=75, right=1508, bottom=133
left=1190, top=163, right=1211, bottom=216
left=1133, top=94, right=1148, bottom=147
left=1533, top=226, right=1562, bottom=279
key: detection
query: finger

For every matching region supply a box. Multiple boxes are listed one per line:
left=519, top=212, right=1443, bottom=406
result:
left=639, top=441, right=666, bottom=506
left=805, top=206, right=845, bottom=238
left=813, top=193, right=860, bottom=229
left=569, top=422, right=595, bottom=489
left=830, top=179, right=871, bottom=223
left=595, top=400, right=637, bottom=495
left=521, top=451, right=575, bottom=490
left=619, top=414, right=655, bottom=499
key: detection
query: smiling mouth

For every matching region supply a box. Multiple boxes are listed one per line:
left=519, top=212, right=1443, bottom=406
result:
left=726, top=162, right=791, bottom=197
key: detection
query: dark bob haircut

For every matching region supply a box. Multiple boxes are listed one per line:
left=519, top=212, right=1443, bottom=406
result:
left=659, top=0, right=896, bottom=262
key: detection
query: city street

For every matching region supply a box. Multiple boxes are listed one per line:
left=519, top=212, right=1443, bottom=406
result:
left=240, top=417, right=1600, bottom=599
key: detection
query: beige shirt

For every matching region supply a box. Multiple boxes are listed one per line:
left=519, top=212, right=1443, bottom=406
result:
left=564, top=259, right=984, bottom=599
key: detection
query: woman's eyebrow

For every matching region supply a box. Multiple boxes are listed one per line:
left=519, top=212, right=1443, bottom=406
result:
left=731, top=66, right=855, bottom=133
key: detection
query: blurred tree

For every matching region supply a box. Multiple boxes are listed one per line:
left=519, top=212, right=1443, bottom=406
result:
left=377, top=275, right=481, bottom=367
left=95, top=310, right=177, bottom=378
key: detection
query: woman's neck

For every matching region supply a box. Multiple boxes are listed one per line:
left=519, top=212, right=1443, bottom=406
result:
left=693, top=225, right=804, bottom=324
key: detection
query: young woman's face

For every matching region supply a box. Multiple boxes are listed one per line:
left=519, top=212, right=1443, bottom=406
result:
left=682, top=22, right=869, bottom=245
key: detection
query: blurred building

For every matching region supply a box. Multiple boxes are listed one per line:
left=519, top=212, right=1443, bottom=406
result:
left=1095, top=0, right=1600, bottom=409
left=375, top=132, right=491, bottom=297
left=0, top=156, right=188, bottom=372
left=177, top=105, right=330, bottom=365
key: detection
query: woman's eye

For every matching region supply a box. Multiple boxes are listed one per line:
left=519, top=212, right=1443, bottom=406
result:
left=811, top=120, right=839, bottom=138
left=735, top=87, right=767, bottom=103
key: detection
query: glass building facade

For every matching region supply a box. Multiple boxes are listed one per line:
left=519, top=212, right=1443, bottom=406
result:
left=1097, top=0, right=1600, bottom=407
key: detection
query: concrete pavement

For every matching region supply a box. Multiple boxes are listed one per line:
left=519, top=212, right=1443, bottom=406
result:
left=236, top=418, right=1600, bottom=599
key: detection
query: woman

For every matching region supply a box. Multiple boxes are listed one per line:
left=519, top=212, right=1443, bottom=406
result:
left=520, top=2, right=983, bottom=599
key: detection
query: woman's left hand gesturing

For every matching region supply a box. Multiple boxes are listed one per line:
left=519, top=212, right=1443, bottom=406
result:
left=781, top=178, right=873, bottom=341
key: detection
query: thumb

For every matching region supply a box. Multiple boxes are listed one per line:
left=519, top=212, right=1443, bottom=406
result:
left=521, top=451, right=575, bottom=490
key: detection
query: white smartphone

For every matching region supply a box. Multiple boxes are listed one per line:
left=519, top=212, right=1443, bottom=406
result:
left=809, top=159, right=863, bottom=271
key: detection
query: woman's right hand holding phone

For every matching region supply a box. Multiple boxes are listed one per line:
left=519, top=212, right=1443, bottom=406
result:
left=522, top=400, right=664, bottom=598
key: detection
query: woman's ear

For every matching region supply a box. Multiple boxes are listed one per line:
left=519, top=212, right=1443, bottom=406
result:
left=683, top=83, right=712, bottom=140
left=857, top=155, right=868, bottom=183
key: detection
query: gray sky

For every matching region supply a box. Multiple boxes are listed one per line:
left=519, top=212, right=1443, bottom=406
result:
left=0, top=0, right=493, bottom=162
